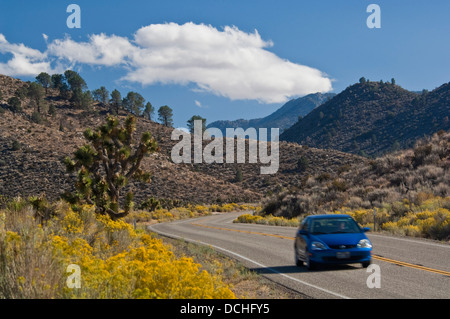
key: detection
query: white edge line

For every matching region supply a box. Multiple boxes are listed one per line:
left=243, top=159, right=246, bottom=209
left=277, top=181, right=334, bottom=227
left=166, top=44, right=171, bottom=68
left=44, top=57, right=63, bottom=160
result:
left=148, top=224, right=351, bottom=300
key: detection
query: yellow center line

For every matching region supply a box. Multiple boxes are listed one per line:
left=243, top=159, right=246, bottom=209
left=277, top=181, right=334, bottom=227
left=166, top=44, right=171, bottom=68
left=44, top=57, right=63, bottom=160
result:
left=371, top=255, right=450, bottom=276
left=191, top=222, right=450, bottom=277
left=191, top=222, right=295, bottom=240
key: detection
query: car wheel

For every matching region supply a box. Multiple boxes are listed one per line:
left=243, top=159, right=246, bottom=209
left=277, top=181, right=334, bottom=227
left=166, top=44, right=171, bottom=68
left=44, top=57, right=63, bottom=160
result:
left=361, top=260, right=371, bottom=268
left=294, top=244, right=303, bottom=267
left=305, top=252, right=316, bottom=270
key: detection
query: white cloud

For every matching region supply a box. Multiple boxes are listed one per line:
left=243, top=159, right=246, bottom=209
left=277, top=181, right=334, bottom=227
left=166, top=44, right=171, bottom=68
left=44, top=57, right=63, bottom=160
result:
left=47, top=33, right=135, bottom=66
left=123, top=22, right=332, bottom=103
left=0, top=33, right=55, bottom=76
left=0, top=22, right=332, bottom=103
left=194, top=100, right=208, bottom=108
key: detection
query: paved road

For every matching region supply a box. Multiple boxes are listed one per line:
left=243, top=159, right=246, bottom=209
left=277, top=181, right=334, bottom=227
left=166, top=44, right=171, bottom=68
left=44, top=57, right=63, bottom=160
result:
left=149, top=212, right=450, bottom=299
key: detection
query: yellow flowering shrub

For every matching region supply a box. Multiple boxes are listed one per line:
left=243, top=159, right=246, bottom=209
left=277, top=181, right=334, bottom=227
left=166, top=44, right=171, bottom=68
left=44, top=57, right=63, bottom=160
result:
left=334, top=208, right=390, bottom=228
left=126, top=202, right=257, bottom=224
left=62, top=209, right=85, bottom=234
left=234, top=197, right=449, bottom=241
left=0, top=200, right=235, bottom=299
left=381, top=208, right=450, bottom=239
left=233, top=214, right=299, bottom=227
left=234, top=214, right=263, bottom=224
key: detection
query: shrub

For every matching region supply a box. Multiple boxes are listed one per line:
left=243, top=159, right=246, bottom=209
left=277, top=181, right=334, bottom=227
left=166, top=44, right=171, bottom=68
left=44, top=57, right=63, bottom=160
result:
left=11, top=140, right=21, bottom=151
left=7, top=97, right=22, bottom=113
left=139, top=197, right=162, bottom=211
left=234, top=213, right=299, bottom=227
left=413, top=143, right=432, bottom=167
left=31, top=111, right=44, bottom=124
left=0, top=199, right=235, bottom=299
left=297, top=156, right=309, bottom=172
left=331, top=178, right=348, bottom=192
left=381, top=206, right=450, bottom=240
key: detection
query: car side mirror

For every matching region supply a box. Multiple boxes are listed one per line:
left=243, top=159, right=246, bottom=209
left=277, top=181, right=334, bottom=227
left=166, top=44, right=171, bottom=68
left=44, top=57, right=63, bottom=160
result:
left=362, top=227, right=370, bottom=232
left=299, top=229, right=308, bottom=235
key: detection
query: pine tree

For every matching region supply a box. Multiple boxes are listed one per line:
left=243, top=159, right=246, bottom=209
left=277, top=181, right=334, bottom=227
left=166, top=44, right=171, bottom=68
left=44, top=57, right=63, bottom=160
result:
left=158, top=105, right=174, bottom=127
left=187, top=115, right=206, bottom=133
left=122, top=91, right=145, bottom=116
left=7, top=97, right=22, bottom=113
left=110, top=89, right=122, bottom=114
left=92, top=86, right=110, bottom=105
left=64, top=70, right=87, bottom=91
left=51, top=74, right=64, bottom=94
left=27, top=82, right=46, bottom=113
left=143, top=102, right=154, bottom=120
left=35, top=72, right=51, bottom=93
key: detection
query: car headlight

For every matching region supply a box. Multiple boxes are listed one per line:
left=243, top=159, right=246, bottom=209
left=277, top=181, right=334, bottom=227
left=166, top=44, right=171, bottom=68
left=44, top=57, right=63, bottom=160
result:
left=357, top=239, right=372, bottom=248
left=311, top=241, right=327, bottom=250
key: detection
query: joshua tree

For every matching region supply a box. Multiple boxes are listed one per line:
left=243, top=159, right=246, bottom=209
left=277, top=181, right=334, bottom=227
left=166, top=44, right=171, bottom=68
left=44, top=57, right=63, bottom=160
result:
left=64, top=115, right=159, bottom=219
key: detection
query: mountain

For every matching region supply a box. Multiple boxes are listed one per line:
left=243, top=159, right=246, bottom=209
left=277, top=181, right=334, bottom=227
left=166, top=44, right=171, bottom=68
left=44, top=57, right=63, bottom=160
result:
left=207, top=92, right=335, bottom=137
left=280, top=80, right=450, bottom=156
left=0, top=74, right=362, bottom=205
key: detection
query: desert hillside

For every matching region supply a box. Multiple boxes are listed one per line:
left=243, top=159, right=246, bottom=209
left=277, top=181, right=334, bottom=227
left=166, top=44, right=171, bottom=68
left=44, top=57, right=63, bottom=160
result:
left=0, top=74, right=363, bottom=206
left=263, top=130, right=450, bottom=219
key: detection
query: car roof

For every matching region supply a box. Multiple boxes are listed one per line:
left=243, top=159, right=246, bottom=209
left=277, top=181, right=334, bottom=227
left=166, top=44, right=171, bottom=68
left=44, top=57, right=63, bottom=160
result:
left=306, top=214, right=352, bottom=219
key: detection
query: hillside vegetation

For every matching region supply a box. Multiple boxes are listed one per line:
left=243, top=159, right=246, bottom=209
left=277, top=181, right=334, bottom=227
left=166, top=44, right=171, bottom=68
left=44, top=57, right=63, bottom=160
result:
left=0, top=73, right=362, bottom=205
left=259, top=130, right=450, bottom=240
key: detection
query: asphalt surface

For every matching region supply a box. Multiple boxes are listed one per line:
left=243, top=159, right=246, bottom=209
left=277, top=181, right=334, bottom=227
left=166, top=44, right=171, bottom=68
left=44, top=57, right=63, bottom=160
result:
left=149, top=211, right=450, bottom=299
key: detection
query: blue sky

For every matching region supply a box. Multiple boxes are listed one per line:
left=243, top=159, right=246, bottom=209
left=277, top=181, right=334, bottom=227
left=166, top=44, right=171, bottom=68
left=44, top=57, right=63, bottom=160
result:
left=0, top=0, right=449, bottom=128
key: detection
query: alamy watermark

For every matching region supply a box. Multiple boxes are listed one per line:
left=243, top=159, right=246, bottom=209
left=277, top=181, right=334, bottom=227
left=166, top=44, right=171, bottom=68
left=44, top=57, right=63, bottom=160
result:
left=66, top=4, right=81, bottom=29
left=66, top=264, right=81, bottom=289
left=366, top=4, right=381, bottom=29
left=171, top=120, right=279, bottom=175
left=366, top=264, right=381, bottom=288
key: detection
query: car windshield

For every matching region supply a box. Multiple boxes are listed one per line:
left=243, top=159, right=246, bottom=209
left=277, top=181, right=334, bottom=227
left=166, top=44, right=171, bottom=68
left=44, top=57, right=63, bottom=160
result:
left=310, top=217, right=361, bottom=234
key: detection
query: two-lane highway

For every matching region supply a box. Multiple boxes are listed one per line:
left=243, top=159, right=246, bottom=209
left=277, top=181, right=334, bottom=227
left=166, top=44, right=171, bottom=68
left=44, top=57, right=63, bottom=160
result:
left=149, top=212, right=450, bottom=299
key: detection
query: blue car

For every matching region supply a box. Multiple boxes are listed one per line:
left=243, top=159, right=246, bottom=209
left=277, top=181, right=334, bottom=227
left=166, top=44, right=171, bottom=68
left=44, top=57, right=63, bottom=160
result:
left=294, top=214, right=372, bottom=270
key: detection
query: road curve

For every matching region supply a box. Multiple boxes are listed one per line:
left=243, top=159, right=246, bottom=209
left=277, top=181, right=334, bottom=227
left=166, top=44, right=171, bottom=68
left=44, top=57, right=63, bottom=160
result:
left=149, top=212, right=450, bottom=299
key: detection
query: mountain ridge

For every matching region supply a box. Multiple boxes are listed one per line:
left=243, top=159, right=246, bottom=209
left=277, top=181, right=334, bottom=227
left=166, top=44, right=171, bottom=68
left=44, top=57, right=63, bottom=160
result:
left=280, top=80, right=450, bottom=156
left=207, top=92, right=335, bottom=136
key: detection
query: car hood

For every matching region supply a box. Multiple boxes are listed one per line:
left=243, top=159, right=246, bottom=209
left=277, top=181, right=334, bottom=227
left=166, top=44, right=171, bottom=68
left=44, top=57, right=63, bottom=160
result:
left=311, top=233, right=367, bottom=246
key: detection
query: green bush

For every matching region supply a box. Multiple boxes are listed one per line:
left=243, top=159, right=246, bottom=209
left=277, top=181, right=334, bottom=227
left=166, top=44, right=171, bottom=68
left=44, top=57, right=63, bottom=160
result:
left=7, top=97, right=22, bottom=113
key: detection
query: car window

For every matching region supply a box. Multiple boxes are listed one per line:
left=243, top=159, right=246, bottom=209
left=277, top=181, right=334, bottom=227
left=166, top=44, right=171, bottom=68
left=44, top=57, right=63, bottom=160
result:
left=301, top=219, right=309, bottom=232
left=310, top=218, right=361, bottom=234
